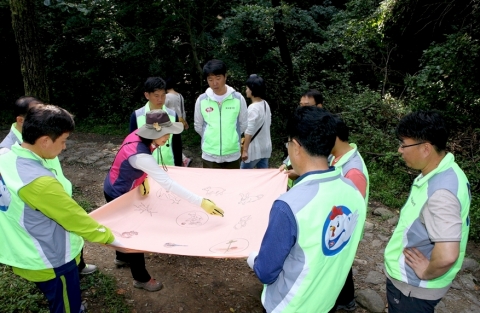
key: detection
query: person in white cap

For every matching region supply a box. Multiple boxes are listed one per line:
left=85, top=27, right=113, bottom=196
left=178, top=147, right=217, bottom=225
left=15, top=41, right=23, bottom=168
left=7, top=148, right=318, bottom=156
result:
left=104, top=109, right=224, bottom=292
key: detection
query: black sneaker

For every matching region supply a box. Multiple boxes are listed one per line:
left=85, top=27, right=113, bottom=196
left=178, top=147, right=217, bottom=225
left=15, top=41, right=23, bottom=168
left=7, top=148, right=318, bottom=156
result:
left=335, top=299, right=356, bottom=311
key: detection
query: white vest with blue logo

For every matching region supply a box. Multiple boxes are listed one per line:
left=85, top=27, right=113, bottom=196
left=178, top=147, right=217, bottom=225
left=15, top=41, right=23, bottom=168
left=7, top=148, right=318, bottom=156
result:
left=261, top=168, right=366, bottom=313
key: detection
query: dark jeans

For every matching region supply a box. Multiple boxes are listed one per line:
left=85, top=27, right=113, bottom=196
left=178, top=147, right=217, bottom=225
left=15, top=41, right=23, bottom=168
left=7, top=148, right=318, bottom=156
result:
left=386, top=278, right=441, bottom=313
left=202, top=158, right=241, bottom=169
left=35, top=259, right=82, bottom=313
left=77, top=249, right=86, bottom=273
left=104, top=191, right=151, bottom=283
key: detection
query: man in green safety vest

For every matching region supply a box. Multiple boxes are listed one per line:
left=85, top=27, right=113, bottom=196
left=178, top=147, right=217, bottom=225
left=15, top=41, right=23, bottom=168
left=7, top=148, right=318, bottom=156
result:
left=0, top=104, right=122, bottom=313
left=0, top=96, right=98, bottom=276
left=194, top=59, right=248, bottom=169
left=130, top=77, right=183, bottom=167
left=247, top=106, right=366, bottom=313
left=384, top=110, right=471, bottom=313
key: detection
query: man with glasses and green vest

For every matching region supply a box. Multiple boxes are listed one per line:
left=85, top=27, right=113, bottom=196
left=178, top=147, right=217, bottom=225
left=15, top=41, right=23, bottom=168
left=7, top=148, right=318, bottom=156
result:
left=130, top=77, right=183, bottom=167
left=194, top=59, right=248, bottom=169
left=384, top=110, right=471, bottom=313
left=0, top=104, right=121, bottom=313
left=0, top=96, right=98, bottom=276
left=247, top=106, right=366, bottom=313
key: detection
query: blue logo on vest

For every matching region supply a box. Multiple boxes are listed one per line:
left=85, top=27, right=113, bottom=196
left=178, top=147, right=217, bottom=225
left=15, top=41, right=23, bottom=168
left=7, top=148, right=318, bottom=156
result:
left=322, top=205, right=359, bottom=256
left=0, top=175, right=12, bottom=212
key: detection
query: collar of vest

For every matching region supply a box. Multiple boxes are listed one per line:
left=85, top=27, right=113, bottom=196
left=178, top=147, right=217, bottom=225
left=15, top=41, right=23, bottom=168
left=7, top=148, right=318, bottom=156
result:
left=330, top=143, right=358, bottom=167
left=11, top=143, right=46, bottom=166
left=413, top=152, right=455, bottom=187
left=294, top=166, right=338, bottom=186
left=11, top=123, right=22, bottom=143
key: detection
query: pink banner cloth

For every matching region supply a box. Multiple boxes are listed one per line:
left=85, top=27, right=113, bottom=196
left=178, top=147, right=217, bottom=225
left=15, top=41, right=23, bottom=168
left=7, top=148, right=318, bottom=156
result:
left=90, top=167, right=287, bottom=258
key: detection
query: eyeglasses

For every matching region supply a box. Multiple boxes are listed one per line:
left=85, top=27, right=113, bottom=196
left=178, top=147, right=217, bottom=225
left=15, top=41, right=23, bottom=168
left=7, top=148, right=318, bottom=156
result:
left=285, top=139, right=302, bottom=148
left=399, top=141, right=426, bottom=149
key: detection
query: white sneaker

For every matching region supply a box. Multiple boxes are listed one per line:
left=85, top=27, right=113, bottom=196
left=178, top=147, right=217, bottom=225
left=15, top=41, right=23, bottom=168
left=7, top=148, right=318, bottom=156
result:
left=80, top=264, right=97, bottom=275
left=183, top=157, right=192, bottom=167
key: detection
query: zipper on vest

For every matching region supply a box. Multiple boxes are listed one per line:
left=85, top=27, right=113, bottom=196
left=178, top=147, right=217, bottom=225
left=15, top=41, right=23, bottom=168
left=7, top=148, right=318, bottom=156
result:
left=218, top=101, right=222, bottom=156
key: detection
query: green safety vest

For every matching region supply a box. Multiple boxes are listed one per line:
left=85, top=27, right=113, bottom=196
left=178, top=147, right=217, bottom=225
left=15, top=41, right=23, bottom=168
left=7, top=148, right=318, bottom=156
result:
left=286, top=158, right=293, bottom=189
left=0, top=145, right=83, bottom=271
left=135, top=102, right=175, bottom=166
left=329, top=143, right=369, bottom=205
left=0, top=125, right=72, bottom=196
left=262, top=168, right=366, bottom=312
left=384, top=153, right=471, bottom=289
left=198, top=93, right=242, bottom=156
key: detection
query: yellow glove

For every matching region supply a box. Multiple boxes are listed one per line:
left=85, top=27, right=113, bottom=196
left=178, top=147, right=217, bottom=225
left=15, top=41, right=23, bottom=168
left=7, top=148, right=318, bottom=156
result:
left=179, top=117, right=188, bottom=128
left=139, top=178, right=150, bottom=196
left=201, top=199, right=224, bottom=217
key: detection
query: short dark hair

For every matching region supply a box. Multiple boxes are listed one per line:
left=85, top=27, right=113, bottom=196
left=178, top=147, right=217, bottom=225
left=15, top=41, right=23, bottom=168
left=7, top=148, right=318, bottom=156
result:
left=333, top=115, right=349, bottom=142
left=165, top=77, right=176, bottom=90
left=22, top=105, right=75, bottom=145
left=144, top=77, right=166, bottom=93
left=396, top=110, right=448, bottom=152
left=203, top=59, right=227, bottom=78
left=301, top=89, right=323, bottom=105
left=245, top=74, right=266, bottom=99
left=14, top=96, right=42, bottom=117
left=286, top=106, right=336, bottom=158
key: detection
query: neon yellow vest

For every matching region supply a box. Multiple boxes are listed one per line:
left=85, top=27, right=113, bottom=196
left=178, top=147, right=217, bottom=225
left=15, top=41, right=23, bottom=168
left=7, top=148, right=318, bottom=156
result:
left=262, top=168, right=366, bottom=312
left=0, top=145, right=83, bottom=271
left=135, top=102, right=175, bottom=166
left=199, top=93, right=241, bottom=156
left=384, top=153, right=470, bottom=289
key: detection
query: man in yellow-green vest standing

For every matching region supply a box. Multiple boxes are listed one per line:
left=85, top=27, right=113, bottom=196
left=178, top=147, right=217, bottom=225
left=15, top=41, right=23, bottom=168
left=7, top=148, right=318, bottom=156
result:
left=130, top=77, right=183, bottom=167
left=0, top=105, right=121, bottom=313
left=247, top=107, right=366, bottom=313
left=194, top=59, right=248, bottom=169
left=0, top=96, right=98, bottom=276
left=384, top=110, right=471, bottom=313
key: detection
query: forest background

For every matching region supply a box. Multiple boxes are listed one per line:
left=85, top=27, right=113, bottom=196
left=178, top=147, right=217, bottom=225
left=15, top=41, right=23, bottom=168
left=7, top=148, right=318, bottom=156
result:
left=0, top=0, right=479, bottom=241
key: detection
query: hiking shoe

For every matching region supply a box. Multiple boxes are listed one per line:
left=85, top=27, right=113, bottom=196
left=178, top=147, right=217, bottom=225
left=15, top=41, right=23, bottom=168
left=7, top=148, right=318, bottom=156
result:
left=80, top=264, right=97, bottom=275
left=114, top=258, right=129, bottom=267
left=183, top=157, right=192, bottom=167
left=133, top=278, right=163, bottom=292
left=335, top=299, right=356, bottom=311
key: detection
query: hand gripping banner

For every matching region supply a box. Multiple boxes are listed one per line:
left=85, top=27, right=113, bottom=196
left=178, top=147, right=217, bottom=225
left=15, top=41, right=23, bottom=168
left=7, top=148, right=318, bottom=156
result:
left=90, top=167, right=287, bottom=258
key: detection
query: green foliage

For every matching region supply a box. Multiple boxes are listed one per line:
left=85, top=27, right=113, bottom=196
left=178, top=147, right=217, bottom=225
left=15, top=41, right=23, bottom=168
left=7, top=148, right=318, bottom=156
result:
left=80, top=272, right=131, bottom=312
left=0, top=265, right=130, bottom=313
left=0, top=265, right=49, bottom=312
left=406, top=33, right=480, bottom=127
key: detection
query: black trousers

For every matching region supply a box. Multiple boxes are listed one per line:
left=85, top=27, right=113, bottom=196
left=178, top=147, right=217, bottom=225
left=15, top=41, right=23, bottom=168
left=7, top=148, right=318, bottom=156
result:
left=327, top=268, right=355, bottom=313
left=104, top=191, right=151, bottom=283
left=386, top=278, right=441, bottom=313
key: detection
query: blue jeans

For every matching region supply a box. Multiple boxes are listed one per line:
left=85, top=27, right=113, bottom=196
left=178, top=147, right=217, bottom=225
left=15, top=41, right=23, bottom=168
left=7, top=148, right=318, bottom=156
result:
left=240, top=158, right=269, bottom=169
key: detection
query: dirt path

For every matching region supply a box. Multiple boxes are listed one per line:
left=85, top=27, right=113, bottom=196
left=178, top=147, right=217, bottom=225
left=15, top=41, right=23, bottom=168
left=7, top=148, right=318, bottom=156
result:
left=2, top=128, right=479, bottom=313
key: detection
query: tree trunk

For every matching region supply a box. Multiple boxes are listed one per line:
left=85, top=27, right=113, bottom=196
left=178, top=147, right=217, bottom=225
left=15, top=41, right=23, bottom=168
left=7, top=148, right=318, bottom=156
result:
left=10, top=0, right=50, bottom=102
left=272, top=0, right=293, bottom=79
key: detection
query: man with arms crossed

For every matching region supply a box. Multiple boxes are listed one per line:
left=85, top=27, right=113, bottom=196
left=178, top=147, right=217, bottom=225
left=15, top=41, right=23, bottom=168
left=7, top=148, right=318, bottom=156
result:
left=384, top=110, right=471, bottom=313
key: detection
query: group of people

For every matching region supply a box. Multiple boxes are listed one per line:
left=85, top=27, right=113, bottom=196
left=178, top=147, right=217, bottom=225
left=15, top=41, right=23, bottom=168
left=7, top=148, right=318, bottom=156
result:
left=0, top=57, right=471, bottom=313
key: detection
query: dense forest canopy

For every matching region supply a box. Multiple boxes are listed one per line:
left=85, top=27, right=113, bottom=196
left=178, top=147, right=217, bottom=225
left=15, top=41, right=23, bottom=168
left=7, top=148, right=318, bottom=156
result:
left=1, top=0, right=479, bottom=238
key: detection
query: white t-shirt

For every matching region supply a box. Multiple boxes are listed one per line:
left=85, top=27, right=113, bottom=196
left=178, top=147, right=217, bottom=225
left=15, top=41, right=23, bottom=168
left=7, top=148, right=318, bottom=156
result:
left=244, top=100, right=272, bottom=162
left=165, top=93, right=186, bottom=119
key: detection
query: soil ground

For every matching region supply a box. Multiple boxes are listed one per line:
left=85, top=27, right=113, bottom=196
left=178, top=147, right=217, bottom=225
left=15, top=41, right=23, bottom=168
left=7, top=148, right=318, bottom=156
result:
left=2, top=129, right=479, bottom=313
